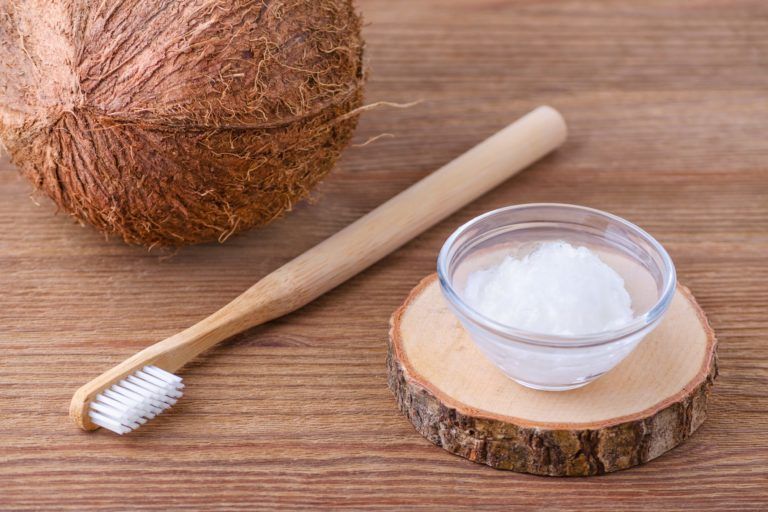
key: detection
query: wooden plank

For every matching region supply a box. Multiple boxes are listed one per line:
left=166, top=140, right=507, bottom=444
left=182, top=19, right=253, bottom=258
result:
left=1, top=0, right=767, bottom=509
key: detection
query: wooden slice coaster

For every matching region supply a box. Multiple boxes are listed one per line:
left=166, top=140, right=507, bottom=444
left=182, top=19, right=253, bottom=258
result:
left=387, top=274, right=717, bottom=476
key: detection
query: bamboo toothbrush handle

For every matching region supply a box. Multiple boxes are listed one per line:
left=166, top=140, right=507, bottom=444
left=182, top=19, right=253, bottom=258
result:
left=72, top=106, right=566, bottom=430
left=213, top=106, right=566, bottom=334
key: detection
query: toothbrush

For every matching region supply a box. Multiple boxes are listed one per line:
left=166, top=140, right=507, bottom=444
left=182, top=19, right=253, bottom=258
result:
left=70, top=106, right=567, bottom=434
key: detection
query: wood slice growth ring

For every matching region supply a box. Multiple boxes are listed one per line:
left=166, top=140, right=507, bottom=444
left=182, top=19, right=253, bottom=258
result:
left=387, top=274, right=717, bottom=476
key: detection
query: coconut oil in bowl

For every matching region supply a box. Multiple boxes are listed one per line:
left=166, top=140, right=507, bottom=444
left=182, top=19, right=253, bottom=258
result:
left=437, top=203, right=676, bottom=391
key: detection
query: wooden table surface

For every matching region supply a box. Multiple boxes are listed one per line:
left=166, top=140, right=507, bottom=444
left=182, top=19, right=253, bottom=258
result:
left=2, top=1, right=767, bottom=510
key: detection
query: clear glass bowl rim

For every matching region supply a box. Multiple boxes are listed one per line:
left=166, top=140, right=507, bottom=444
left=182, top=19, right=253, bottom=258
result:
left=437, top=203, right=677, bottom=348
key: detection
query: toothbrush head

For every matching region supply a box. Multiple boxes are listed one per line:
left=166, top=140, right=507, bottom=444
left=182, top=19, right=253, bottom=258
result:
left=79, top=365, right=184, bottom=434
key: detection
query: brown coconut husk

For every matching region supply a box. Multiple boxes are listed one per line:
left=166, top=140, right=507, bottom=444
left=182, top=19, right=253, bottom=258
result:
left=0, top=0, right=365, bottom=247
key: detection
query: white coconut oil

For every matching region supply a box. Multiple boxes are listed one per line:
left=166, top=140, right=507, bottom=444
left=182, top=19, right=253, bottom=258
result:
left=463, top=241, right=635, bottom=336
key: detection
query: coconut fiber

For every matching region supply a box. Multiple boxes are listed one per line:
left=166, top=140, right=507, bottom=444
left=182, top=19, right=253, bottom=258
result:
left=0, top=0, right=365, bottom=246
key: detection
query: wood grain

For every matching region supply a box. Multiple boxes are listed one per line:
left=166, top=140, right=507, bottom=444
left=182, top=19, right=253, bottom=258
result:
left=1, top=0, right=767, bottom=509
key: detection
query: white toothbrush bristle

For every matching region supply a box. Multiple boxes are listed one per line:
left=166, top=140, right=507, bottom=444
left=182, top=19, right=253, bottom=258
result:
left=88, top=365, right=183, bottom=435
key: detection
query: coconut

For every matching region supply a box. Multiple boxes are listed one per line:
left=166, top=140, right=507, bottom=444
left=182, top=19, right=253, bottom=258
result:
left=0, top=0, right=365, bottom=246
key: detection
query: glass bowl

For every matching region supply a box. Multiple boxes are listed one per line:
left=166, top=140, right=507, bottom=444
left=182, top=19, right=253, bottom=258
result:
left=437, top=203, right=676, bottom=391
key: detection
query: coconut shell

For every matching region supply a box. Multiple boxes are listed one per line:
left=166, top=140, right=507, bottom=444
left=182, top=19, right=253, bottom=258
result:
left=0, top=0, right=365, bottom=246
